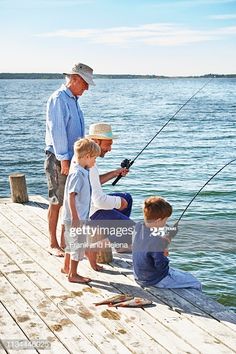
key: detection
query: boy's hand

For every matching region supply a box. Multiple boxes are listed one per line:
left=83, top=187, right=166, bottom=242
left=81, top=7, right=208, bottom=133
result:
left=72, top=218, right=81, bottom=228
left=166, top=222, right=178, bottom=240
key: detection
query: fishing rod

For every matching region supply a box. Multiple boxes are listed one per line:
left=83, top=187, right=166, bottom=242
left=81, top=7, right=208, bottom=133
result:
left=165, top=158, right=236, bottom=240
left=177, top=158, right=236, bottom=224
left=112, top=77, right=213, bottom=186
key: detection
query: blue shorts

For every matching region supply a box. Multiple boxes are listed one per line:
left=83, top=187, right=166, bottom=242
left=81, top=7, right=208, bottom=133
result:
left=153, top=267, right=202, bottom=291
left=90, top=192, right=134, bottom=245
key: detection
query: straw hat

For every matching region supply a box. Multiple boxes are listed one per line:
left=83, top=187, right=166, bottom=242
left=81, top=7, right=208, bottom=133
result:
left=63, top=63, right=95, bottom=86
left=86, top=123, right=117, bottom=140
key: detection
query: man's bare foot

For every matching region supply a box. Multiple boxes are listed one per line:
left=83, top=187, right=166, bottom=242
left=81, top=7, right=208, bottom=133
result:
left=68, top=274, right=91, bottom=283
left=90, top=263, right=104, bottom=271
left=85, top=250, right=103, bottom=271
left=48, top=247, right=65, bottom=257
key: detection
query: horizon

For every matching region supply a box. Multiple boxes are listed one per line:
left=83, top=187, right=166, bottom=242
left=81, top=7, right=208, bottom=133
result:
left=0, top=72, right=235, bottom=77
left=1, top=0, right=236, bottom=76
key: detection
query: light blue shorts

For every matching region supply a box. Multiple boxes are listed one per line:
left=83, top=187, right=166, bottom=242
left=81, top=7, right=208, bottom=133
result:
left=154, top=267, right=202, bottom=291
left=64, top=224, right=88, bottom=261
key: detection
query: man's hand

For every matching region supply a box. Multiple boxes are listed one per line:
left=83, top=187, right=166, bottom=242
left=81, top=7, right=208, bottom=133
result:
left=118, top=197, right=128, bottom=210
left=61, top=160, right=70, bottom=175
left=114, top=167, right=129, bottom=178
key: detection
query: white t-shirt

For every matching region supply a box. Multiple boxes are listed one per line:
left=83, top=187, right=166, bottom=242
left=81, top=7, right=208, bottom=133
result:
left=89, top=164, right=121, bottom=216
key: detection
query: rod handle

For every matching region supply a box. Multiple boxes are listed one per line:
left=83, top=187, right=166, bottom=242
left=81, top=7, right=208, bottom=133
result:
left=112, top=174, right=123, bottom=186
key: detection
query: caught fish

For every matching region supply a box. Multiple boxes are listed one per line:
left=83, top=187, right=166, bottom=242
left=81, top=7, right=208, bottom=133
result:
left=109, top=297, right=152, bottom=308
left=94, top=294, right=133, bottom=306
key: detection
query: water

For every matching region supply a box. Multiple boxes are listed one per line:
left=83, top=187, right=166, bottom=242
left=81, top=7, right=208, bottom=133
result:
left=0, top=78, right=235, bottom=310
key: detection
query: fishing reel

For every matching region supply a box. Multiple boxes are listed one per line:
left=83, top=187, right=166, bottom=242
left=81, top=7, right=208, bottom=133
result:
left=121, top=158, right=131, bottom=169
left=112, top=158, right=132, bottom=186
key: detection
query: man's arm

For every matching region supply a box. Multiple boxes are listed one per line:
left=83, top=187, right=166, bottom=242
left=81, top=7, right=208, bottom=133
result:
left=47, top=95, right=70, bottom=160
left=99, top=168, right=129, bottom=185
left=90, top=165, right=123, bottom=210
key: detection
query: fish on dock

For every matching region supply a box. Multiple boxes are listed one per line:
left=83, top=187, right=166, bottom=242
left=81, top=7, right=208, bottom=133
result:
left=94, top=294, right=133, bottom=306
left=109, top=297, right=152, bottom=308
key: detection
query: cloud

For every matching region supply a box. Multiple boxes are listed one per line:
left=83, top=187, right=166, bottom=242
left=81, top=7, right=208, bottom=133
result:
left=150, top=0, right=236, bottom=8
left=36, top=23, right=236, bottom=46
left=209, top=14, right=236, bottom=19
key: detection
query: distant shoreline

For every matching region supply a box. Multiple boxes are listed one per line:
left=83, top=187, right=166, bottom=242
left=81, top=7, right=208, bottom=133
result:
left=0, top=73, right=235, bottom=79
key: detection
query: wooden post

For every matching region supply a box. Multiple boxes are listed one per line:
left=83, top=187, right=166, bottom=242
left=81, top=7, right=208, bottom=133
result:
left=9, top=173, right=29, bottom=203
left=96, top=247, right=113, bottom=264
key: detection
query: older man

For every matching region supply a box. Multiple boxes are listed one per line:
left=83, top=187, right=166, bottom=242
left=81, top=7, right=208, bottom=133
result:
left=44, top=63, right=95, bottom=256
left=87, top=123, right=133, bottom=248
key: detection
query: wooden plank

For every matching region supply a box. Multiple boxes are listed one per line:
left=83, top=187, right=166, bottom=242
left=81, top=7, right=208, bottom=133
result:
left=146, top=287, right=236, bottom=352
left=0, top=197, right=11, bottom=204
left=0, top=237, right=132, bottom=354
left=77, top=259, right=203, bottom=353
left=0, top=301, right=37, bottom=354
left=0, top=249, right=100, bottom=354
left=76, top=260, right=200, bottom=354
left=0, top=204, right=48, bottom=249
left=1, top=197, right=235, bottom=354
left=0, top=203, right=197, bottom=349
left=172, top=289, right=236, bottom=330
left=0, top=233, right=168, bottom=354
left=107, top=259, right=235, bottom=353
left=0, top=221, right=170, bottom=354
left=113, top=250, right=236, bottom=331
left=112, top=254, right=236, bottom=332
left=1, top=202, right=49, bottom=238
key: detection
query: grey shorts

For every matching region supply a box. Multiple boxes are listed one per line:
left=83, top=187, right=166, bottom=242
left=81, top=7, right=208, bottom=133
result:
left=44, top=151, right=67, bottom=205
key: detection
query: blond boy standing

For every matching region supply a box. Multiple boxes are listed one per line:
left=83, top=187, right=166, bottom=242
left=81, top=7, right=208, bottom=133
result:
left=62, top=138, right=101, bottom=283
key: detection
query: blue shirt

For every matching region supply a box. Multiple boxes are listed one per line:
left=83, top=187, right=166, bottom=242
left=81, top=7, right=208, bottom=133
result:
left=132, top=222, right=169, bottom=287
left=45, top=84, right=85, bottom=161
left=62, top=164, right=91, bottom=224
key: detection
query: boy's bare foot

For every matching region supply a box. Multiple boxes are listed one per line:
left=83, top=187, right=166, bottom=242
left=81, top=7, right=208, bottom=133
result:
left=61, top=268, right=69, bottom=274
left=68, top=274, right=91, bottom=283
left=48, top=247, right=65, bottom=257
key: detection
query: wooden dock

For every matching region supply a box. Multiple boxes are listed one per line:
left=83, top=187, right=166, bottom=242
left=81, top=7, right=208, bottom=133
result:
left=0, top=195, right=236, bottom=354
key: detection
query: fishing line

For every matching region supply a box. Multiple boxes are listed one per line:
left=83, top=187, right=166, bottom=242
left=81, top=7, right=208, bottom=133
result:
left=177, top=158, right=236, bottom=224
left=112, top=77, right=214, bottom=186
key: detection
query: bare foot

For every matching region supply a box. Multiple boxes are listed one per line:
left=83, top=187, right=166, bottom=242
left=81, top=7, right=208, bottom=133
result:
left=48, top=247, right=65, bottom=257
left=61, top=268, right=69, bottom=274
left=68, top=274, right=91, bottom=283
left=90, top=263, right=104, bottom=272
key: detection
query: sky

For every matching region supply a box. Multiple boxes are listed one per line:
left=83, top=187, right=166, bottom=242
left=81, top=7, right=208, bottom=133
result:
left=0, top=0, right=236, bottom=75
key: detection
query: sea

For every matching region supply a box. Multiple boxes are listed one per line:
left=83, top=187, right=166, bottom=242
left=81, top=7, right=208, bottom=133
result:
left=0, top=78, right=235, bottom=310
